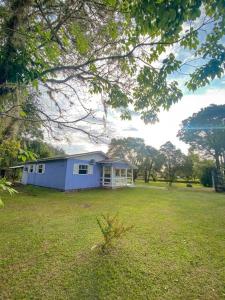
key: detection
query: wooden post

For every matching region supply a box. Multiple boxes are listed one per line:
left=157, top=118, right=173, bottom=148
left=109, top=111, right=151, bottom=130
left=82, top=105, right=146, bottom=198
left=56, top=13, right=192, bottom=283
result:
left=102, top=166, right=105, bottom=187
left=111, top=165, right=113, bottom=188
left=131, top=168, right=133, bottom=185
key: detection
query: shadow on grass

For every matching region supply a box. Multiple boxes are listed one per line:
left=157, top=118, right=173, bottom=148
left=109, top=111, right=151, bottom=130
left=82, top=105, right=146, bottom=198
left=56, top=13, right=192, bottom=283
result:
left=64, top=246, right=152, bottom=299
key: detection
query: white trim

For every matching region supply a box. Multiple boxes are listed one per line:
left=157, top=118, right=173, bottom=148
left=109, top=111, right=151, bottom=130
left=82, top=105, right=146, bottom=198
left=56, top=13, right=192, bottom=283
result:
left=88, top=165, right=93, bottom=175
left=36, top=163, right=45, bottom=174
left=29, top=164, right=35, bottom=173
left=73, top=163, right=79, bottom=174
left=73, top=163, right=93, bottom=175
left=78, top=164, right=88, bottom=175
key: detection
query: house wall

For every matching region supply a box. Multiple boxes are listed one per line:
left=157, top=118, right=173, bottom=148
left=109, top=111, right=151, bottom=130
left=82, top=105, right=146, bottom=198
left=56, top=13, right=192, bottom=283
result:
left=25, top=160, right=67, bottom=190
left=65, top=158, right=102, bottom=190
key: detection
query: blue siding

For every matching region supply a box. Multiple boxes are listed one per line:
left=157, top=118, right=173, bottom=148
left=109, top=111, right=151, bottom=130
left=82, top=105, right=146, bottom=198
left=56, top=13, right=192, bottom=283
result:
left=26, top=160, right=67, bottom=190
left=65, top=159, right=102, bottom=190
left=22, top=157, right=132, bottom=191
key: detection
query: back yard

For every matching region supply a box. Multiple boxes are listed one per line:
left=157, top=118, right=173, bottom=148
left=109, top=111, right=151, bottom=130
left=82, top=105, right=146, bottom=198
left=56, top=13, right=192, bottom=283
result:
left=0, top=185, right=225, bottom=299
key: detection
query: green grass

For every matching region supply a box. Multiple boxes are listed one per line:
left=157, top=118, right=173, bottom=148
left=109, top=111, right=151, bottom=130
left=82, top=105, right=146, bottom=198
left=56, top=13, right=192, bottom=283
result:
left=0, top=185, right=225, bottom=299
left=135, top=179, right=205, bottom=189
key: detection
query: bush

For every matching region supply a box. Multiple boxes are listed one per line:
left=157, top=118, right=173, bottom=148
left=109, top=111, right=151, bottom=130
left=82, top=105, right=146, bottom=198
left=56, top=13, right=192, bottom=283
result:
left=186, top=183, right=192, bottom=187
left=93, top=214, right=133, bottom=254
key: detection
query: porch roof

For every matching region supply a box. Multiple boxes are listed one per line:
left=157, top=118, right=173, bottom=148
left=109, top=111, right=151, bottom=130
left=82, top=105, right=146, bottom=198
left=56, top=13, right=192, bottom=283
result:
left=98, top=158, right=137, bottom=169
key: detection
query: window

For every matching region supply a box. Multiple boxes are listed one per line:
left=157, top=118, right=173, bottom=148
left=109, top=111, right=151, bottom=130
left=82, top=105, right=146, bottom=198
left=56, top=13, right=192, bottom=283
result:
left=37, top=164, right=45, bottom=174
left=121, top=169, right=126, bottom=177
left=104, top=166, right=111, bottom=178
left=115, top=169, right=120, bottom=177
left=29, top=164, right=34, bottom=173
left=24, top=166, right=28, bottom=172
left=73, top=163, right=93, bottom=175
left=79, top=164, right=88, bottom=174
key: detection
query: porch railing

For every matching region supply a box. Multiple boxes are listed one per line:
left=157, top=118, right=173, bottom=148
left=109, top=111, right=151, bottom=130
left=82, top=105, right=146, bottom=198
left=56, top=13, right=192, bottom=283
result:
left=101, top=176, right=133, bottom=187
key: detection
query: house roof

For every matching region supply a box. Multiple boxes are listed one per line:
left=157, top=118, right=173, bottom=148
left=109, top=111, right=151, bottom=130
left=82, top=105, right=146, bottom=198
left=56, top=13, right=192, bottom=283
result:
left=10, top=151, right=136, bottom=168
left=24, top=151, right=108, bottom=164
left=9, top=165, right=25, bottom=169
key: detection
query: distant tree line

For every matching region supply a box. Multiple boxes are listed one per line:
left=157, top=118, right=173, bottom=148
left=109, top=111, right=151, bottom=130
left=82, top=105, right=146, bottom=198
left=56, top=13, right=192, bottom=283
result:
left=107, top=137, right=208, bottom=186
left=108, top=104, right=225, bottom=190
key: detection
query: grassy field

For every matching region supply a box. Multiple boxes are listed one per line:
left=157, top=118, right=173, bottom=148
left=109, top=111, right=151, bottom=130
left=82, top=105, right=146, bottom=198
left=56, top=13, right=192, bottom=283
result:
left=0, top=185, right=225, bottom=299
left=135, top=179, right=203, bottom=189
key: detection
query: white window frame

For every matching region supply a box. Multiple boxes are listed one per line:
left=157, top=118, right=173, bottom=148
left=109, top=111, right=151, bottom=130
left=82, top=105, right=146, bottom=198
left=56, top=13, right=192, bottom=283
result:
left=73, top=163, right=93, bottom=175
left=24, top=166, right=29, bottom=172
left=29, top=164, right=35, bottom=173
left=37, top=163, right=45, bottom=174
left=78, top=164, right=88, bottom=175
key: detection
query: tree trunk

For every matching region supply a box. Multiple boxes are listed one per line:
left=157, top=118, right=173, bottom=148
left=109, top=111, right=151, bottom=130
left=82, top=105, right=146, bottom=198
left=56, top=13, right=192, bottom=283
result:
left=144, top=169, right=148, bottom=183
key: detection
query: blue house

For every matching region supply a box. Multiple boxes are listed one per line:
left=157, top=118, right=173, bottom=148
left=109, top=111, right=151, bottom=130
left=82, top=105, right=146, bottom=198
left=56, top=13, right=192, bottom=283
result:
left=21, top=151, right=135, bottom=191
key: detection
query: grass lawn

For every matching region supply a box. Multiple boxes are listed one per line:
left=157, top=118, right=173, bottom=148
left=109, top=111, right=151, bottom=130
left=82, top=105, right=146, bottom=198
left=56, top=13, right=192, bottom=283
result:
left=135, top=179, right=204, bottom=189
left=0, top=185, right=225, bottom=299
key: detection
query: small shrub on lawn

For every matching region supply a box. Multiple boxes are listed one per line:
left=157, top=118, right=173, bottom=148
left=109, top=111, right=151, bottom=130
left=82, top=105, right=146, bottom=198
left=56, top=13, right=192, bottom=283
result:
left=93, top=213, right=134, bottom=254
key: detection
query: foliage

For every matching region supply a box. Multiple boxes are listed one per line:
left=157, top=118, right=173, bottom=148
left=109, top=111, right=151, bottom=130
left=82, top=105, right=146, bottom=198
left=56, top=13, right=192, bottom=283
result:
left=0, top=177, right=18, bottom=208
left=141, top=146, right=163, bottom=183
left=178, top=105, right=225, bottom=173
left=177, top=153, right=194, bottom=180
left=95, top=214, right=133, bottom=254
left=0, top=139, right=37, bottom=169
left=193, top=159, right=215, bottom=188
left=0, top=137, right=64, bottom=171
left=160, top=141, right=185, bottom=186
left=1, top=1, right=225, bottom=140
left=107, top=137, right=145, bottom=181
left=22, top=139, right=65, bottom=159
left=107, top=138, right=162, bottom=182
left=200, top=166, right=214, bottom=187
left=0, top=139, right=21, bottom=168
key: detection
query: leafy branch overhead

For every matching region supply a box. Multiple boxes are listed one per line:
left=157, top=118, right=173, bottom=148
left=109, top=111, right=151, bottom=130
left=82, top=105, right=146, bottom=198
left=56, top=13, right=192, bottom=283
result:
left=0, top=0, right=225, bottom=138
left=0, top=178, right=18, bottom=208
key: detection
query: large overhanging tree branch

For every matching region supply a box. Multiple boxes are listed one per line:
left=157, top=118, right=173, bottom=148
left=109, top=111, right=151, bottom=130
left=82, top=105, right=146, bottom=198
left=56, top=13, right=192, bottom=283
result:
left=0, top=0, right=225, bottom=140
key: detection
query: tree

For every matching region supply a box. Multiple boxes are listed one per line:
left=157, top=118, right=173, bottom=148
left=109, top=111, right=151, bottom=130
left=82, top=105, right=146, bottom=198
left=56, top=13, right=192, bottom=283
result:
left=178, top=105, right=225, bottom=175
left=22, top=139, right=65, bottom=159
left=107, top=137, right=145, bottom=181
left=140, top=146, right=162, bottom=183
left=108, top=137, right=163, bottom=182
left=1, top=1, right=225, bottom=141
left=160, top=141, right=185, bottom=186
left=178, top=154, right=194, bottom=181
left=198, top=160, right=215, bottom=187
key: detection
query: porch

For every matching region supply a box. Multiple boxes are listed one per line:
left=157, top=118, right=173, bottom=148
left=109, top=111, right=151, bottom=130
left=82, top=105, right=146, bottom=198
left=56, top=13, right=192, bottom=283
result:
left=101, top=165, right=134, bottom=188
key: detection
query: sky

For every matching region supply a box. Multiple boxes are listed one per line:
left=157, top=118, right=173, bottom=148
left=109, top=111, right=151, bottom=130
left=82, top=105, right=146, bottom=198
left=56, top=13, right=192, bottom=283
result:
left=58, top=80, right=225, bottom=155
left=50, top=18, right=225, bottom=156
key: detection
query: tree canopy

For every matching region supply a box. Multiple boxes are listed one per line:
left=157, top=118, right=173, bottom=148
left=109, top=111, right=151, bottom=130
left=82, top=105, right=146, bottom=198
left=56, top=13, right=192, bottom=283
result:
left=1, top=0, right=225, bottom=140
left=160, top=141, right=185, bottom=185
left=178, top=104, right=225, bottom=172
